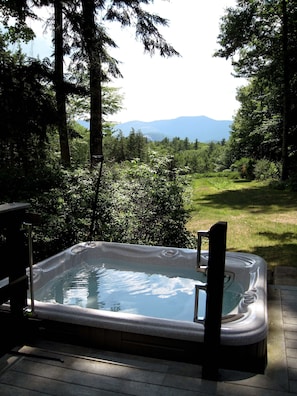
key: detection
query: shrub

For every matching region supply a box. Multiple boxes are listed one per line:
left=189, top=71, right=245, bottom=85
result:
left=254, top=159, right=280, bottom=180
left=29, top=155, right=196, bottom=261
left=232, top=158, right=255, bottom=179
left=92, top=155, right=195, bottom=248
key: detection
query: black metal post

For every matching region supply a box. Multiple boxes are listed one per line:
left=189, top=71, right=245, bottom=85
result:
left=202, top=221, right=227, bottom=380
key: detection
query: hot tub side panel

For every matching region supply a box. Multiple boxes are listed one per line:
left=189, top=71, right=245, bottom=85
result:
left=36, top=316, right=267, bottom=374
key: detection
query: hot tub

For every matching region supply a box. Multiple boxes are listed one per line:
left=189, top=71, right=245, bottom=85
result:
left=30, top=241, right=268, bottom=373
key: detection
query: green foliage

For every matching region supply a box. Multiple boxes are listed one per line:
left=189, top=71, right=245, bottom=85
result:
left=68, top=122, right=90, bottom=166
left=254, top=159, right=281, bottom=181
left=104, top=129, right=150, bottom=163
left=231, top=158, right=281, bottom=181
left=30, top=167, right=94, bottom=260
left=24, top=155, right=195, bottom=261
left=232, top=158, right=255, bottom=180
left=0, top=45, right=57, bottom=174
left=0, top=161, right=61, bottom=204
left=104, top=131, right=232, bottom=174
left=67, top=85, right=124, bottom=122
left=216, top=0, right=297, bottom=180
left=230, top=80, right=282, bottom=162
left=91, top=155, right=194, bottom=248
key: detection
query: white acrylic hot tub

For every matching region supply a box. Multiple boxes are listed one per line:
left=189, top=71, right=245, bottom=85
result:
left=30, top=242, right=268, bottom=373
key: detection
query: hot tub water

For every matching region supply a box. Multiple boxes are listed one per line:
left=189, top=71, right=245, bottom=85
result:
left=34, top=258, right=243, bottom=322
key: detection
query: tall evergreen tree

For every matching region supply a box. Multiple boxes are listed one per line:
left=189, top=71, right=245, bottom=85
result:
left=74, top=0, right=180, bottom=166
left=54, top=0, right=71, bottom=167
left=216, top=0, right=297, bottom=180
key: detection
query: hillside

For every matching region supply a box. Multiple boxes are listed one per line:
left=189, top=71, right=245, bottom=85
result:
left=112, top=116, right=232, bottom=142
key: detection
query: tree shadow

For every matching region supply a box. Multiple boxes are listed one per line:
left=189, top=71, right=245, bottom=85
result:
left=229, top=243, right=297, bottom=268
left=258, top=231, right=295, bottom=243
left=193, top=184, right=297, bottom=214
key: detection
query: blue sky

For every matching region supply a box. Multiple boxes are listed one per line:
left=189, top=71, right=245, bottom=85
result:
left=23, top=0, right=242, bottom=123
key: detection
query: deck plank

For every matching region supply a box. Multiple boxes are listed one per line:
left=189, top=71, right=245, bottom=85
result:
left=2, top=285, right=297, bottom=395
left=0, top=368, right=122, bottom=396
left=286, top=339, right=297, bottom=350
left=0, top=383, right=48, bottom=396
left=1, top=348, right=204, bottom=396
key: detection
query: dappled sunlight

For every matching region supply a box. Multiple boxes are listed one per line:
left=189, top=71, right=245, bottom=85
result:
left=187, top=177, right=297, bottom=268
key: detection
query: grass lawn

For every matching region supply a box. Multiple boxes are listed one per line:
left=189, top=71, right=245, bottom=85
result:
left=186, top=175, right=297, bottom=269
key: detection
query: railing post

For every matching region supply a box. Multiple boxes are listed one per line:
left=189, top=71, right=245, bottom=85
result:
left=202, top=221, right=227, bottom=380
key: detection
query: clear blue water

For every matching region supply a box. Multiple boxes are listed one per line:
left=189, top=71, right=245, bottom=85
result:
left=34, top=260, right=243, bottom=322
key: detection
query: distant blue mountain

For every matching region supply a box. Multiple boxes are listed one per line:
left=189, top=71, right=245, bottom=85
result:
left=78, top=116, right=232, bottom=142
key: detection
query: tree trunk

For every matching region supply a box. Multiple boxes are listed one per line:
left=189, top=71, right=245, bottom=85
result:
left=81, top=0, right=103, bottom=167
left=55, top=0, right=71, bottom=168
left=281, top=0, right=289, bottom=181
left=89, top=54, right=103, bottom=165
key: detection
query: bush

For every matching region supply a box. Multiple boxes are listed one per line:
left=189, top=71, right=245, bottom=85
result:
left=28, top=155, right=196, bottom=261
left=254, top=159, right=280, bottom=181
left=92, top=155, right=195, bottom=248
left=232, top=158, right=255, bottom=179
left=29, top=167, right=95, bottom=261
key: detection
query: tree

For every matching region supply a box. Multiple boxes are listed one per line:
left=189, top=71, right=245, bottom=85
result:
left=0, top=43, right=57, bottom=182
left=1, top=1, right=179, bottom=168
left=79, top=0, right=104, bottom=166
left=216, top=0, right=297, bottom=180
left=73, top=0, right=179, bottom=166
left=0, top=0, right=73, bottom=166
left=230, top=79, right=282, bottom=161
left=280, top=0, right=290, bottom=180
left=54, top=0, right=71, bottom=167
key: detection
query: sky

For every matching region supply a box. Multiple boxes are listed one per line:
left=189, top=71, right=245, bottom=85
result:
left=24, top=0, right=243, bottom=123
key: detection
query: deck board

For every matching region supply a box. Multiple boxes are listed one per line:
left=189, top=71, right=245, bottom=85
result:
left=2, top=284, right=297, bottom=395
left=0, top=344, right=204, bottom=396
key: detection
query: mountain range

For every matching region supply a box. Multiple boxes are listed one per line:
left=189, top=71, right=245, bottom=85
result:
left=112, top=116, right=232, bottom=142
left=78, top=116, right=232, bottom=142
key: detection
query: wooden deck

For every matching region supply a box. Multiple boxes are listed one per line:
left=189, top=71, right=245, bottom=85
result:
left=0, top=283, right=297, bottom=395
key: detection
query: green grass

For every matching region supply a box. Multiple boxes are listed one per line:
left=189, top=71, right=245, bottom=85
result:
left=187, top=175, right=297, bottom=269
